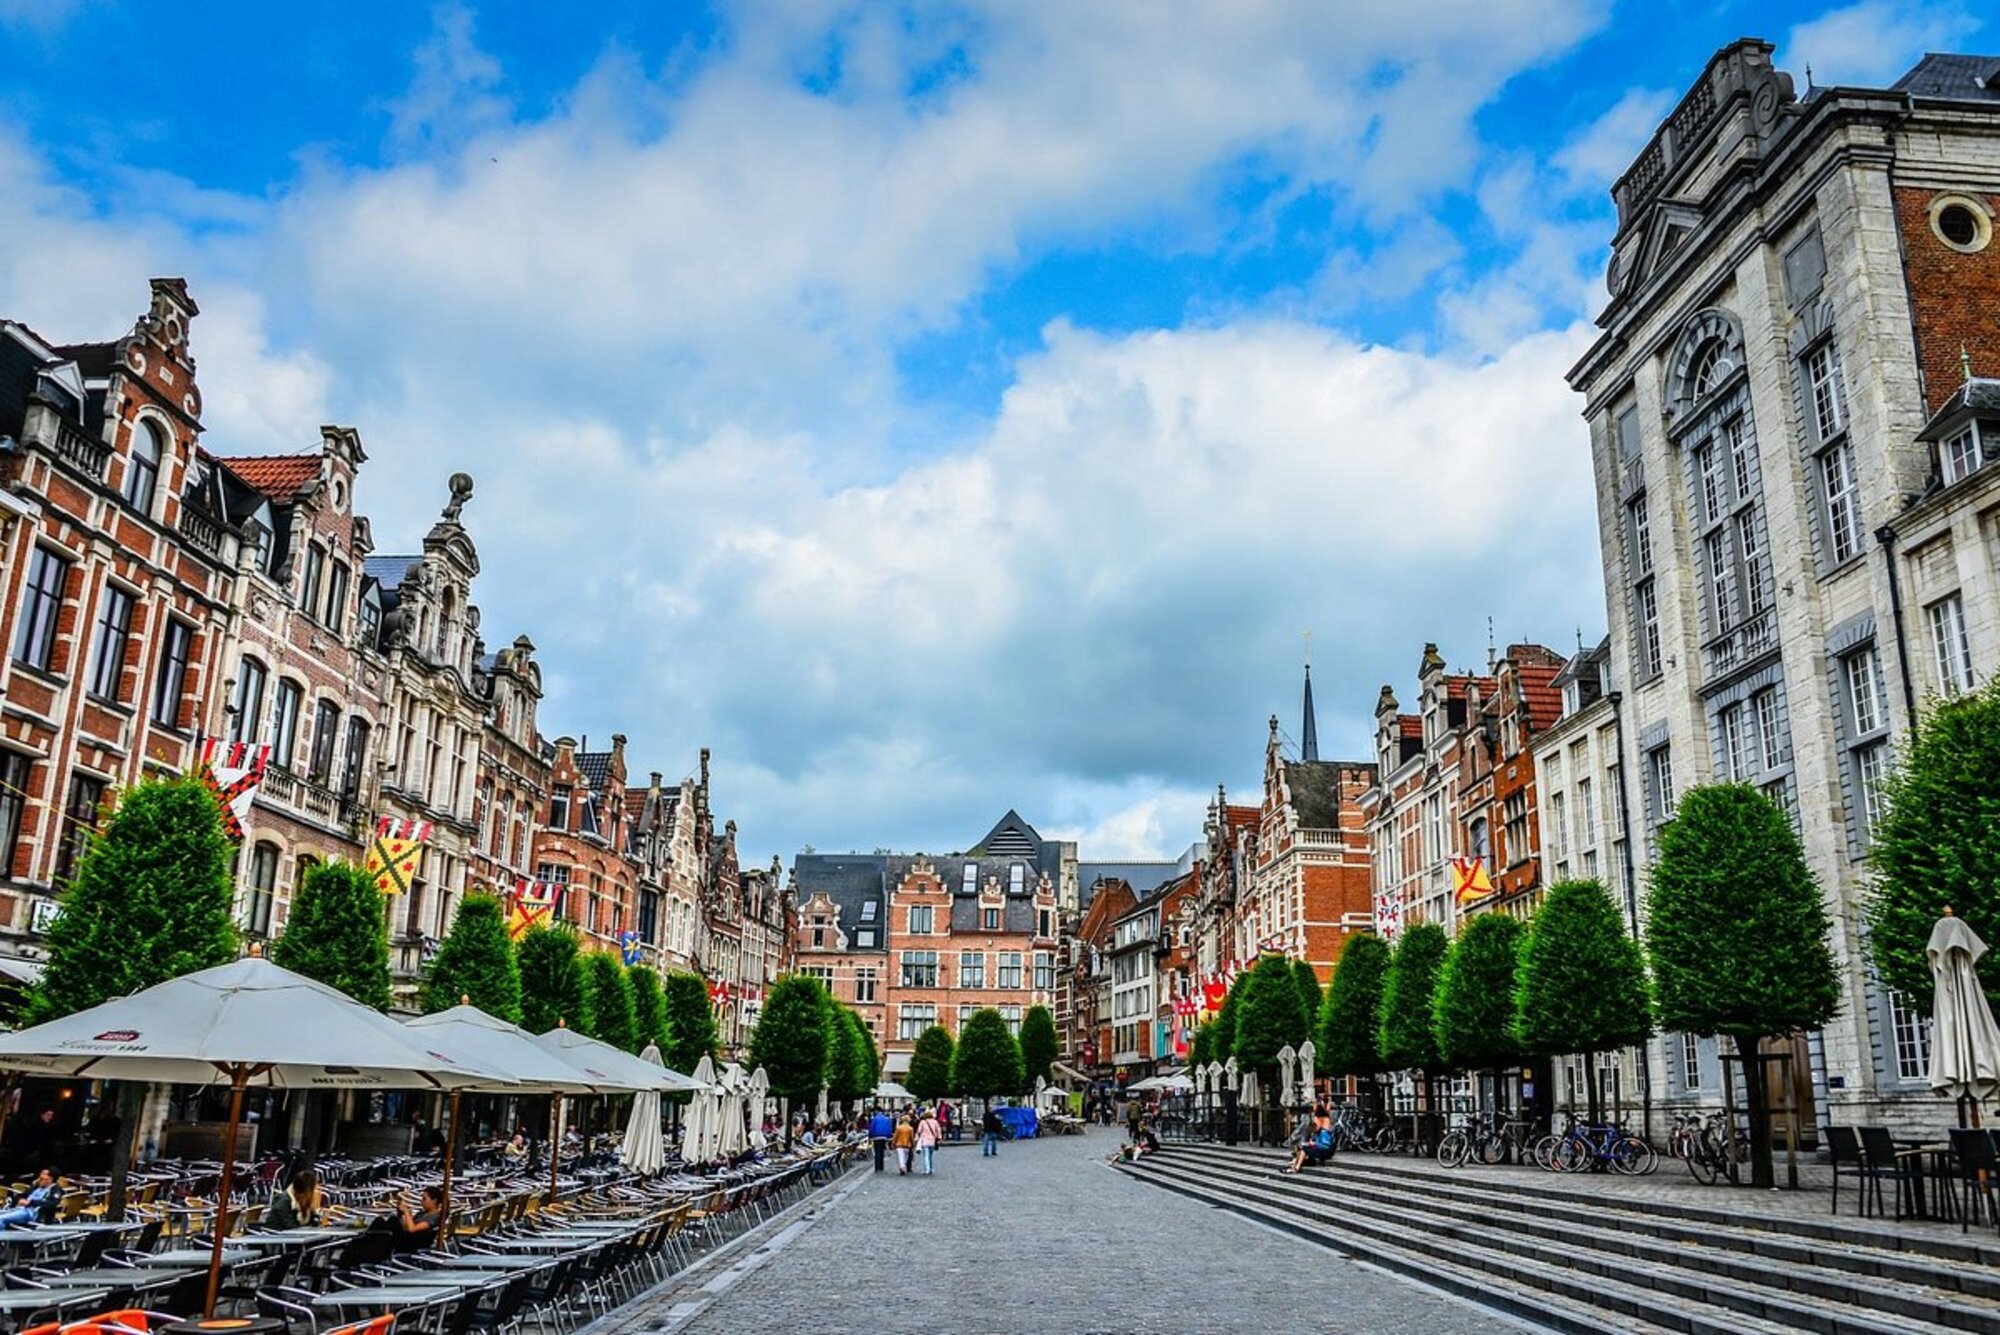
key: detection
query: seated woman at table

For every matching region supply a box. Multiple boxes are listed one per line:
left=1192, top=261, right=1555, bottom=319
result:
left=0, top=1167, right=60, bottom=1229
left=389, top=1185, right=443, bottom=1253
left=266, top=1167, right=325, bottom=1229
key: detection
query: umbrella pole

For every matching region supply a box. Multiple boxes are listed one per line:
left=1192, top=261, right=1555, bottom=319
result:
left=205, top=1064, right=250, bottom=1318
left=442, top=1089, right=461, bottom=1226
left=549, top=1095, right=563, bottom=1204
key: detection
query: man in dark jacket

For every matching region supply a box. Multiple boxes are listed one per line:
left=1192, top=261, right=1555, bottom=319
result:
left=981, top=1107, right=1004, bottom=1157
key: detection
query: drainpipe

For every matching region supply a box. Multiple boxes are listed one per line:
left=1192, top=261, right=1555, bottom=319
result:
left=1606, top=688, right=1653, bottom=1143
left=1874, top=524, right=1920, bottom=728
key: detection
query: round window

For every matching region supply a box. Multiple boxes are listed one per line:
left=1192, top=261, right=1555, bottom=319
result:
left=1929, top=195, right=1992, bottom=254
left=331, top=477, right=347, bottom=511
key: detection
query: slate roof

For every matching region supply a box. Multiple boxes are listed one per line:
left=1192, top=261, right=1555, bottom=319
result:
left=1283, top=760, right=1345, bottom=830
left=791, top=853, right=891, bottom=951
left=50, top=341, right=119, bottom=378
left=576, top=751, right=614, bottom=790
left=1917, top=378, right=2000, bottom=440
left=1079, top=862, right=1181, bottom=906
left=1893, top=54, right=2000, bottom=101
left=217, top=453, right=319, bottom=501
left=364, top=555, right=419, bottom=590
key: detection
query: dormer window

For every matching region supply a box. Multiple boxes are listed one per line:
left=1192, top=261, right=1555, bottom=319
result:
left=1941, top=421, right=1994, bottom=485
left=962, top=863, right=978, bottom=894
left=124, top=419, right=162, bottom=513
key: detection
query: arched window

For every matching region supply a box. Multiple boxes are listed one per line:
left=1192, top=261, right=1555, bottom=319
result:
left=124, top=419, right=163, bottom=513
left=230, top=657, right=268, bottom=745
left=1690, top=341, right=1734, bottom=400
left=435, top=589, right=454, bottom=660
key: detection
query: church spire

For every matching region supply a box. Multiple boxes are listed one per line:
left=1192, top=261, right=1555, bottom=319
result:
left=1300, top=646, right=1319, bottom=763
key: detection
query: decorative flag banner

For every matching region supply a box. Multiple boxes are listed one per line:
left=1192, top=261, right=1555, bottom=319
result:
left=619, top=930, right=643, bottom=966
left=1202, top=978, right=1228, bottom=1013
left=1451, top=857, right=1496, bottom=904
left=707, top=978, right=733, bottom=1009
left=366, top=817, right=434, bottom=896
left=1172, top=994, right=1199, bottom=1020
left=194, top=738, right=269, bottom=842
left=1374, top=887, right=1404, bottom=943
left=506, top=878, right=563, bottom=940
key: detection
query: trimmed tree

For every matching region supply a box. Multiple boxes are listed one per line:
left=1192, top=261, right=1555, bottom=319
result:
left=1291, top=959, right=1323, bottom=1036
left=1432, top=911, right=1524, bottom=1080
left=749, top=975, right=833, bottom=1124
left=628, top=965, right=668, bottom=1054
left=1019, top=1004, right=1058, bottom=1091
left=270, top=859, right=393, bottom=1012
left=952, top=1008, right=1025, bottom=1102
left=1212, top=970, right=1250, bottom=1058
left=415, top=892, right=519, bottom=1022
left=1189, top=1018, right=1215, bottom=1073
left=583, top=953, right=639, bottom=1052
left=907, top=1025, right=956, bottom=1102
left=1517, top=879, right=1652, bottom=1123
left=517, top=924, right=593, bottom=1035
left=1378, top=923, right=1449, bottom=1077
left=1317, top=935, right=1390, bottom=1088
left=847, top=1008, right=881, bottom=1105
left=661, top=970, right=719, bottom=1074
left=1868, top=680, right=2000, bottom=1012
left=29, top=777, right=237, bottom=1023
left=826, top=1002, right=863, bottom=1108
left=1648, top=786, right=1838, bottom=1189
left=1234, top=954, right=1310, bottom=1098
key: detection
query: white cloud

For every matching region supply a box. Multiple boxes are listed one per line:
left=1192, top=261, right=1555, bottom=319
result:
left=1782, top=1, right=1981, bottom=89
left=1552, top=87, right=1673, bottom=192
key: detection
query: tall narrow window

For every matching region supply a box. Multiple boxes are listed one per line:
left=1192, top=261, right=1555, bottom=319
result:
left=124, top=419, right=163, bottom=513
left=959, top=951, right=985, bottom=989
left=1681, top=1035, right=1701, bottom=1091
left=1718, top=705, right=1746, bottom=781
left=1854, top=743, right=1888, bottom=843
left=1626, top=495, right=1653, bottom=575
left=1929, top=595, right=1976, bottom=695
left=1889, top=992, right=1931, bottom=1082
left=1648, top=746, right=1676, bottom=821
left=299, top=544, right=325, bottom=620
left=982, top=906, right=1000, bottom=931
left=1635, top=581, right=1661, bottom=678
left=308, top=699, right=340, bottom=784
left=1844, top=648, right=1882, bottom=735
left=86, top=584, right=135, bottom=700
left=53, top=772, right=106, bottom=888
left=908, top=904, right=933, bottom=935
left=1703, top=530, right=1735, bottom=632
left=270, top=679, right=303, bottom=770
left=1736, top=514, right=1767, bottom=618
left=962, top=863, right=979, bottom=895
left=1727, top=417, right=1752, bottom=501
left=13, top=548, right=71, bottom=672
left=150, top=619, right=192, bottom=728
left=1940, top=424, right=1983, bottom=484
left=340, top=717, right=370, bottom=796
left=230, top=658, right=268, bottom=744
left=242, top=841, right=279, bottom=937
left=1820, top=442, right=1862, bottom=564
left=1805, top=343, right=1846, bottom=442
left=1696, top=442, right=1723, bottom=523
left=324, top=560, right=350, bottom=634
left=548, top=784, right=572, bottom=830
left=1753, top=689, right=1783, bottom=772
left=0, top=752, right=31, bottom=877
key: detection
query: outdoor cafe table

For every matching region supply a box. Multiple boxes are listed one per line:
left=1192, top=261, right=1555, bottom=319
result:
left=310, top=1285, right=463, bottom=1313
left=236, top=1229, right=358, bottom=1249
left=0, top=1287, right=110, bottom=1329
left=24, top=1268, right=178, bottom=1295
left=419, top=1254, right=549, bottom=1271
left=133, top=1248, right=255, bottom=1268
left=463, top=1237, right=608, bottom=1253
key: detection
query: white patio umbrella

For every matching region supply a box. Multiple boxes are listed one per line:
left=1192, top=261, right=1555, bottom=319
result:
left=1299, top=1039, right=1317, bottom=1101
left=1929, top=911, right=2000, bottom=1118
left=1278, top=1044, right=1298, bottom=1108
left=681, top=1055, right=718, bottom=1161
left=405, top=1004, right=604, bottom=1217
left=814, top=1083, right=829, bottom=1127
left=531, top=1026, right=706, bottom=1196
left=0, top=957, right=515, bottom=1316
left=716, top=1063, right=750, bottom=1156
left=620, top=1043, right=669, bottom=1174
left=874, top=1080, right=913, bottom=1105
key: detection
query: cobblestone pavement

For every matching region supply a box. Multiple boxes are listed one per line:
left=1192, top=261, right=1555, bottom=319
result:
left=608, top=1132, right=1509, bottom=1335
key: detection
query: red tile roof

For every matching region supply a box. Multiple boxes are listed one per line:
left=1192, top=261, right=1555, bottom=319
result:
left=218, top=453, right=320, bottom=501
left=1224, top=804, right=1258, bottom=834
left=1398, top=715, right=1422, bottom=743
left=1518, top=662, right=1565, bottom=733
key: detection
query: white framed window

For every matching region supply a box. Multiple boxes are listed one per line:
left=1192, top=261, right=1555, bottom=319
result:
left=1928, top=594, right=1975, bottom=695
left=1728, top=417, right=1753, bottom=501
left=860, top=900, right=877, bottom=921
left=908, top=903, right=934, bottom=935
left=1854, top=743, right=1887, bottom=844
left=897, top=1003, right=937, bottom=1042
left=230, top=656, right=268, bottom=744
left=1753, top=689, right=1783, bottom=772
left=998, top=952, right=1023, bottom=989
left=1576, top=776, right=1595, bottom=847
left=1805, top=342, right=1846, bottom=443
left=1697, top=441, right=1724, bottom=523
left=962, top=863, right=978, bottom=894
left=1681, top=1033, right=1701, bottom=1090
left=1635, top=580, right=1661, bottom=677
left=1844, top=648, right=1883, bottom=735
left=1889, top=992, right=1931, bottom=1082
left=1033, top=950, right=1053, bottom=990
left=982, top=906, right=1000, bottom=931
left=1940, top=424, right=1983, bottom=485
left=854, top=967, right=877, bottom=1003
left=1649, top=746, right=1676, bottom=821
left=1009, top=863, right=1025, bottom=894
left=1547, top=792, right=1568, bottom=862
left=1704, top=529, right=1735, bottom=631
left=1820, top=442, right=1862, bottom=564
left=124, top=419, right=163, bottom=513
left=899, top=950, right=938, bottom=987
left=959, top=950, right=985, bottom=989
left=1737, top=514, right=1767, bottom=617
left=87, top=583, right=135, bottom=701
left=1718, top=704, right=1747, bottom=781
left=1627, top=495, right=1653, bottom=575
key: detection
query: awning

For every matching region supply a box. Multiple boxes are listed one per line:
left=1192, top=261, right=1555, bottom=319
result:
left=0, top=957, right=43, bottom=987
left=883, top=1050, right=912, bottom=1075
left=1050, top=1060, right=1090, bottom=1086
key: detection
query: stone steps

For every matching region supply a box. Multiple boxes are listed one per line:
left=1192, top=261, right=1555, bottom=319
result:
left=1121, top=1143, right=2000, bottom=1335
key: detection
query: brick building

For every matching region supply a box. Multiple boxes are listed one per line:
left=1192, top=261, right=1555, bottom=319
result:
left=1062, top=874, right=1137, bottom=1073
left=531, top=735, right=637, bottom=954
left=468, top=635, right=548, bottom=903
left=1568, top=39, right=2000, bottom=1130
left=0, top=283, right=238, bottom=971
left=1239, top=709, right=1376, bottom=974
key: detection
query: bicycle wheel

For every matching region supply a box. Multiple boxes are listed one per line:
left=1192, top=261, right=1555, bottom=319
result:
left=1611, top=1135, right=1657, bottom=1175
left=1531, top=1134, right=1561, bottom=1171
left=1552, top=1137, right=1592, bottom=1173
left=1436, top=1131, right=1469, bottom=1168
left=1474, top=1133, right=1504, bottom=1166
left=1687, top=1144, right=1721, bottom=1185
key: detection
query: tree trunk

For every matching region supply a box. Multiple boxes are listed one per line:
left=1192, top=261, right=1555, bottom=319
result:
left=1736, top=1033, right=1774, bottom=1190
left=1584, top=1052, right=1601, bottom=1125
left=106, top=1082, right=146, bottom=1220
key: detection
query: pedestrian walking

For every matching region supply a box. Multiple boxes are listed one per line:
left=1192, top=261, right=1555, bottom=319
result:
left=892, top=1112, right=916, bottom=1174
left=916, top=1106, right=942, bottom=1175
left=981, top=1105, right=1003, bottom=1157
left=868, top=1105, right=893, bottom=1172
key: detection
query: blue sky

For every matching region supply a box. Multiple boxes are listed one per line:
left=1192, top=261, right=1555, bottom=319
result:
left=2, top=0, right=1992, bottom=864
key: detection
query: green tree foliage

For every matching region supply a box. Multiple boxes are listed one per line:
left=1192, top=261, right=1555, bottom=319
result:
left=1291, top=959, right=1323, bottom=1032
left=1378, top=923, right=1449, bottom=1075
left=826, top=1001, right=863, bottom=1105
left=1233, top=954, right=1310, bottom=1091
left=748, top=974, right=832, bottom=1105
left=907, top=1024, right=956, bottom=1101
left=1212, top=970, right=1250, bottom=1058
left=1648, top=785, right=1838, bottom=1188
left=1019, top=1004, right=1058, bottom=1090
left=661, top=971, right=719, bottom=1074
left=1189, top=1019, right=1216, bottom=1072
left=1317, top=936, right=1390, bottom=1080
left=268, top=859, right=392, bottom=1012
left=628, top=965, right=668, bottom=1054
left=847, top=1008, right=881, bottom=1103
left=1431, top=912, right=1523, bottom=1072
left=952, top=1007, right=1025, bottom=1099
left=1867, top=681, right=2000, bottom=1012
left=517, top=924, right=592, bottom=1035
left=1517, top=879, right=1652, bottom=1120
left=583, top=953, right=639, bottom=1052
left=415, top=892, right=519, bottom=1022
left=30, top=778, right=237, bottom=1023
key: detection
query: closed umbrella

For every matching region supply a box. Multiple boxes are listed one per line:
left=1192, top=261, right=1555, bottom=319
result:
left=620, top=1044, right=669, bottom=1174
left=716, top=1063, right=749, bottom=1156
left=1278, top=1044, right=1298, bottom=1109
left=681, top=1055, right=717, bottom=1162
left=1298, top=1039, right=1316, bottom=1102
left=0, top=957, right=514, bottom=1316
left=1929, top=911, right=2000, bottom=1119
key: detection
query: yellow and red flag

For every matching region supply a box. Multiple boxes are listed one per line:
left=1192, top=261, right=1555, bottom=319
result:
left=365, top=817, right=433, bottom=896
left=506, top=878, right=563, bottom=940
left=1451, top=857, right=1496, bottom=904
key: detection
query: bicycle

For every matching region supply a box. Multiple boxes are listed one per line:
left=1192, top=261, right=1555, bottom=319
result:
left=1435, top=1113, right=1477, bottom=1168
left=1553, top=1118, right=1657, bottom=1175
left=1685, top=1111, right=1743, bottom=1185
left=1474, top=1117, right=1536, bottom=1166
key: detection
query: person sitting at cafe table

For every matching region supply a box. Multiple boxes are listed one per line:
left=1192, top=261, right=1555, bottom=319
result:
left=266, top=1167, right=324, bottom=1229
left=0, top=1167, right=61, bottom=1229
left=388, top=1184, right=444, bottom=1252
